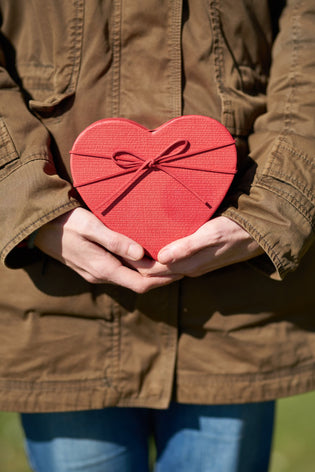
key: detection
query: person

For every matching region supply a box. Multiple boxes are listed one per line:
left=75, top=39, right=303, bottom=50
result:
left=0, top=1, right=314, bottom=471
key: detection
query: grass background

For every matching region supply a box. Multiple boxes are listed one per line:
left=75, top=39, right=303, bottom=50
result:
left=0, top=391, right=315, bottom=471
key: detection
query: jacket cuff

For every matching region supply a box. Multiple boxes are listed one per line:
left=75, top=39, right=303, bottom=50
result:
left=223, top=137, right=315, bottom=280
left=0, top=156, right=81, bottom=268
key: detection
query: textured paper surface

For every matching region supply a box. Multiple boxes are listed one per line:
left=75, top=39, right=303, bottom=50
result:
left=70, top=115, right=237, bottom=259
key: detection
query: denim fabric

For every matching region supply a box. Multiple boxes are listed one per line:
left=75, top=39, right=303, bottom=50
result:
left=21, top=401, right=275, bottom=472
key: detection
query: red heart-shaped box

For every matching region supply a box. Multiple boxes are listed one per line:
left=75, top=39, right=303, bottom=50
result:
left=70, top=115, right=237, bottom=259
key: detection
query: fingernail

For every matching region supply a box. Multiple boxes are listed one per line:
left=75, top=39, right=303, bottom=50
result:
left=127, top=244, right=143, bottom=261
left=158, top=248, right=173, bottom=264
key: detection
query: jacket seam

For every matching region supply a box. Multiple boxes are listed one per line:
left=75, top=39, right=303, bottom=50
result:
left=262, top=171, right=314, bottom=203
left=178, top=361, right=315, bottom=383
left=255, top=179, right=314, bottom=228
left=282, top=0, right=301, bottom=133
left=14, top=2, right=83, bottom=99
left=1, top=201, right=80, bottom=265
left=0, top=380, right=166, bottom=401
left=66, top=0, right=84, bottom=94
left=0, top=118, right=19, bottom=167
left=0, top=378, right=106, bottom=392
left=224, top=209, right=284, bottom=275
left=275, top=142, right=315, bottom=169
left=208, top=1, right=238, bottom=131
left=111, top=0, right=122, bottom=117
left=167, top=0, right=182, bottom=118
left=264, top=141, right=315, bottom=203
left=0, top=154, right=50, bottom=182
left=208, top=1, right=224, bottom=97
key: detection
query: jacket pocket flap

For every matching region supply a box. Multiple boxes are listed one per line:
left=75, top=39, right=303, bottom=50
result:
left=0, top=119, right=19, bottom=168
left=29, top=91, right=75, bottom=114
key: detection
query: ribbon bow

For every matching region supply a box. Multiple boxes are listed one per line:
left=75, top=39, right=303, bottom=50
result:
left=71, top=139, right=236, bottom=215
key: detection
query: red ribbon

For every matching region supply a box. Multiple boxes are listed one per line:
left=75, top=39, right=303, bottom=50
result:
left=71, top=140, right=236, bottom=215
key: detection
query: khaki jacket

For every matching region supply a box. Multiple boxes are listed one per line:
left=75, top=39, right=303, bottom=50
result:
left=0, top=0, right=314, bottom=412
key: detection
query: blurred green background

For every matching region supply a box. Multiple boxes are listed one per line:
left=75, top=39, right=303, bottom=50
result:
left=0, top=391, right=315, bottom=471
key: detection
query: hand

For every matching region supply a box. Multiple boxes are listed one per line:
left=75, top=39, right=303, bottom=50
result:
left=129, top=216, right=264, bottom=278
left=33, top=208, right=182, bottom=293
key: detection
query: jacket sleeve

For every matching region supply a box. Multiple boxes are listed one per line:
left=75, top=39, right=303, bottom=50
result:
left=224, top=0, right=315, bottom=280
left=0, top=51, right=80, bottom=268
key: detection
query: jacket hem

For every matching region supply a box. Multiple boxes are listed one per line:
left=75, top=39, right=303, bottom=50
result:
left=175, top=366, right=315, bottom=405
left=1, top=366, right=315, bottom=412
left=0, top=379, right=170, bottom=413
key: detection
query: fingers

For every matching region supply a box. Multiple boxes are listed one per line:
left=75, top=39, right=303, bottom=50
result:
left=128, top=257, right=173, bottom=275
left=69, top=240, right=180, bottom=291
left=157, top=217, right=249, bottom=265
left=108, top=265, right=183, bottom=293
left=36, top=209, right=262, bottom=291
left=157, top=221, right=218, bottom=265
left=35, top=208, right=181, bottom=293
left=75, top=261, right=181, bottom=293
left=68, top=208, right=145, bottom=261
left=154, top=216, right=264, bottom=278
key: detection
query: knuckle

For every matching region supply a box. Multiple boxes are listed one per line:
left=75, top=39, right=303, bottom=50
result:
left=105, top=233, right=123, bottom=255
left=134, top=284, right=149, bottom=294
left=79, top=214, right=96, bottom=236
left=173, top=240, right=195, bottom=261
left=138, top=268, right=153, bottom=278
left=184, top=239, right=197, bottom=257
left=80, top=213, right=104, bottom=239
left=82, top=272, right=101, bottom=284
left=133, top=280, right=154, bottom=294
left=88, top=262, right=110, bottom=284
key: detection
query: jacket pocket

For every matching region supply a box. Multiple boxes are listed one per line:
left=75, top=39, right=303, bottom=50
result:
left=15, top=1, right=84, bottom=116
left=207, top=0, right=272, bottom=134
left=0, top=118, right=19, bottom=168
left=259, top=139, right=315, bottom=226
left=20, top=63, right=77, bottom=115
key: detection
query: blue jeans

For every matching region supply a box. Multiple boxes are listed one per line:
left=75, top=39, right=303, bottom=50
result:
left=21, top=401, right=275, bottom=472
